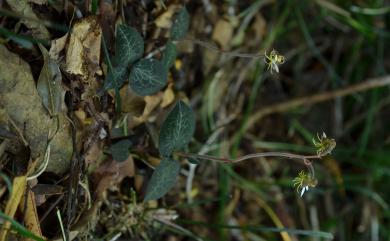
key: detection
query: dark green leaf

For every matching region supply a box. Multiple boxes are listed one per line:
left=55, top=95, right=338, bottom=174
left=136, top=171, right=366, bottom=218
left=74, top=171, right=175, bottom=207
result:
left=129, top=58, right=168, bottom=96
left=171, top=7, right=190, bottom=40
left=144, top=158, right=180, bottom=201
left=162, top=41, right=177, bottom=69
left=37, top=44, right=62, bottom=116
left=116, top=25, right=144, bottom=66
left=110, top=139, right=132, bottom=162
left=159, top=101, right=195, bottom=156
left=103, top=64, right=128, bottom=90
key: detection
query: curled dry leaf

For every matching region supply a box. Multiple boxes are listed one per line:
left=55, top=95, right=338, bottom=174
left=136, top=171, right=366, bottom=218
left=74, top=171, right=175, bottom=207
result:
left=65, top=16, right=102, bottom=79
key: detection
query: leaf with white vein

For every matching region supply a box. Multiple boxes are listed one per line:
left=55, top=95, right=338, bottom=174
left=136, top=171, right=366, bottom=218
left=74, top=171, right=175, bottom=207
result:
left=116, top=25, right=144, bottom=66
left=129, top=58, right=167, bottom=96
left=158, top=101, right=195, bottom=156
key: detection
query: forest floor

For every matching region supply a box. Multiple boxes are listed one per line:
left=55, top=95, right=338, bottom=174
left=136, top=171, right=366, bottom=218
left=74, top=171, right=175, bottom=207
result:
left=0, top=0, right=390, bottom=240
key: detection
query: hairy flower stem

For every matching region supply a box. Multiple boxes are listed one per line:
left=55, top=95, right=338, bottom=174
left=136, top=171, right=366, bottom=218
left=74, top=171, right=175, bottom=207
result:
left=183, top=38, right=265, bottom=59
left=177, top=151, right=323, bottom=164
left=177, top=151, right=325, bottom=179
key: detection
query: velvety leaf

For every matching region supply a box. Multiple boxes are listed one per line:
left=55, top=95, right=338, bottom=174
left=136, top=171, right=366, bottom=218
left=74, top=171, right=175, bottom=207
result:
left=109, top=139, right=132, bottom=162
left=129, top=58, right=168, bottom=96
left=144, top=158, right=180, bottom=201
left=170, top=7, right=190, bottom=40
left=162, top=41, right=177, bottom=69
left=159, top=101, right=195, bottom=156
left=116, top=25, right=144, bottom=66
left=37, top=44, right=62, bottom=116
left=103, top=64, right=128, bottom=90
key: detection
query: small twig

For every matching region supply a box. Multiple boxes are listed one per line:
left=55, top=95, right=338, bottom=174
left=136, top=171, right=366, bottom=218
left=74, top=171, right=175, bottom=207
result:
left=178, top=151, right=321, bottom=164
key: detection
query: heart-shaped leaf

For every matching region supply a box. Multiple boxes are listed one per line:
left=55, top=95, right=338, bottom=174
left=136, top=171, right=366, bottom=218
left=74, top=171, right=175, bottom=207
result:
left=109, top=139, right=132, bottom=162
left=116, top=25, right=144, bottom=66
left=103, top=64, right=128, bottom=90
left=162, top=41, right=177, bottom=70
left=144, top=158, right=180, bottom=201
left=159, top=101, right=195, bottom=157
left=129, top=58, right=167, bottom=96
left=170, top=7, right=190, bottom=40
left=37, top=44, right=62, bottom=116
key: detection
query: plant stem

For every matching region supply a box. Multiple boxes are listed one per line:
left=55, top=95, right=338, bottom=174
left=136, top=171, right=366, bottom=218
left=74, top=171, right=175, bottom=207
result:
left=177, top=151, right=322, bottom=164
left=183, top=38, right=265, bottom=59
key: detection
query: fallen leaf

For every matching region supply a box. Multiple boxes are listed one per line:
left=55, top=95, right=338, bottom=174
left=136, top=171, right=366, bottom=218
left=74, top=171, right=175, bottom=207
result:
left=120, top=87, right=146, bottom=116
left=20, top=189, right=43, bottom=240
left=212, top=19, right=234, bottom=49
left=5, top=0, right=50, bottom=40
left=129, top=92, right=163, bottom=128
left=0, top=176, right=26, bottom=241
left=84, top=140, right=104, bottom=166
left=65, top=16, right=102, bottom=78
left=93, top=156, right=135, bottom=200
left=49, top=33, right=69, bottom=63
left=37, top=44, right=63, bottom=116
left=154, top=4, right=181, bottom=29
left=0, top=45, right=72, bottom=174
left=161, top=83, right=175, bottom=108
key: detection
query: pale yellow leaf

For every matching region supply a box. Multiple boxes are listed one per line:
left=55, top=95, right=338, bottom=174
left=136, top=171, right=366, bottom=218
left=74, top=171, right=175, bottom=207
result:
left=0, top=176, right=27, bottom=241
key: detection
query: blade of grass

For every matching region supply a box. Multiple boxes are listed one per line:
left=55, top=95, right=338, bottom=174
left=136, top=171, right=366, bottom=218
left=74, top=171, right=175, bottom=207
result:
left=177, top=219, right=334, bottom=239
left=102, top=36, right=121, bottom=112
left=0, top=211, right=45, bottom=241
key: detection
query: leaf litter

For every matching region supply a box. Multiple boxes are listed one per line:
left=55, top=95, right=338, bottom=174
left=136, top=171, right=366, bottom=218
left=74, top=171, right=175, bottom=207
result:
left=0, top=1, right=388, bottom=240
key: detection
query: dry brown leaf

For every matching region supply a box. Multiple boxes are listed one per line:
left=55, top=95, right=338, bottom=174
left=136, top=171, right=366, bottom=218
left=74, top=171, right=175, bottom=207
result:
left=155, top=4, right=181, bottom=29
left=84, top=140, right=104, bottom=166
left=0, top=176, right=26, bottom=241
left=49, top=33, right=69, bottom=63
left=65, top=17, right=102, bottom=78
left=20, top=190, right=43, bottom=241
left=0, top=45, right=72, bottom=174
left=93, top=157, right=135, bottom=200
left=120, top=87, right=146, bottom=116
left=161, top=84, right=175, bottom=108
left=212, top=19, right=234, bottom=49
left=5, top=0, right=50, bottom=40
left=129, top=92, right=164, bottom=128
